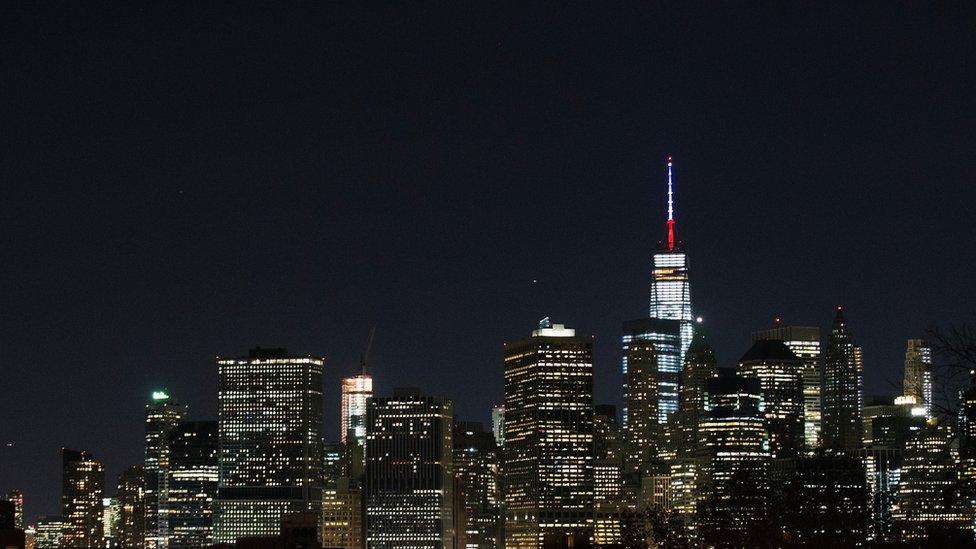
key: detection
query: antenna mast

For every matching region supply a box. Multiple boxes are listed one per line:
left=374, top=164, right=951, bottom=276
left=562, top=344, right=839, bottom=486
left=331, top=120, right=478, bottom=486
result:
left=667, top=156, right=676, bottom=251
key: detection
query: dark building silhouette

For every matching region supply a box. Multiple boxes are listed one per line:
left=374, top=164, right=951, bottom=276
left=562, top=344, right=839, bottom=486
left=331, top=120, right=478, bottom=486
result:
left=774, top=454, right=868, bottom=546
left=821, top=308, right=863, bottom=453
left=166, top=421, right=219, bottom=548
left=453, top=421, right=501, bottom=549
left=116, top=465, right=146, bottom=549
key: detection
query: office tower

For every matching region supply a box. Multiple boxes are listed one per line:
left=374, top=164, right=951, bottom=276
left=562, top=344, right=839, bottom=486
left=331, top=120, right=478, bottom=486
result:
left=622, top=318, right=682, bottom=473
left=753, top=324, right=822, bottom=451
left=856, top=446, right=902, bottom=542
left=35, top=517, right=63, bottom=549
left=215, top=348, right=325, bottom=543
left=958, top=384, right=976, bottom=526
left=323, top=442, right=342, bottom=486
left=0, top=501, right=24, bottom=549
left=697, top=371, right=769, bottom=547
left=821, top=307, right=864, bottom=452
left=144, top=389, right=186, bottom=549
left=649, top=157, right=694, bottom=363
left=453, top=421, right=501, bottom=549
left=116, top=465, right=146, bottom=549
left=674, top=324, right=717, bottom=456
left=774, top=455, right=868, bottom=546
left=593, top=406, right=623, bottom=546
left=902, top=339, right=933, bottom=418
left=321, top=478, right=362, bottom=549
left=61, top=449, right=105, bottom=548
left=503, top=320, right=594, bottom=548
left=894, top=422, right=969, bottom=540
left=164, top=421, right=218, bottom=548
left=737, top=339, right=805, bottom=458
left=364, top=388, right=454, bottom=548
left=862, top=396, right=925, bottom=448
left=491, top=405, right=505, bottom=447
left=102, top=497, right=118, bottom=547
left=5, top=492, right=23, bottom=530
left=341, top=373, right=372, bottom=446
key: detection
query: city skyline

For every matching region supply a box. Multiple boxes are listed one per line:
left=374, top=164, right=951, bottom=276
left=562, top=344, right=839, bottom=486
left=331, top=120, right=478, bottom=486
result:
left=3, top=3, right=975, bottom=538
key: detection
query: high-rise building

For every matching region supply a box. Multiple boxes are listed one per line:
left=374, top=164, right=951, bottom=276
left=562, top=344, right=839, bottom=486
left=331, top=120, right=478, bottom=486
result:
left=34, top=517, right=63, bottom=549
left=958, top=383, right=976, bottom=528
left=697, top=371, right=769, bottom=546
left=321, top=477, right=362, bottom=549
left=821, top=307, right=864, bottom=453
left=673, top=324, right=717, bottom=457
left=902, top=339, right=933, bottom=418
left=753, top=324, right=821, bottom=451
left=592, top=406, right=624, bottom=546
left=856, top=446, right=903, bottom=542
left=5, top=492, right=23, bottom=530
left=102, top=497, right=119, bottom=547
left=341, top=373, right=373, bottom=446
left=364, top=387, right=454, bottom=548
left=862, top=396, right=925, bottom=448
left=622, top=318, right=682, bottom=473
left=737, top=339, right=805, bottom=458
left=774, top=455, right=868, bottom=546
left=503, top=320, right=594, bottom=548
left=215, top=347, right=325, bottom=543
left=116, top=465, right=146, bottom=549
left=61, top=449, right=105, bottom=548
left=144, top=389, right=186, bottom=549
left=649, top=157, right=694, bottom=364
left=893, top=421, right=969, bottom=540
left=164, top=421, right=218, bottom=548
left=453, top=421, right=501, bottom=549
left=491, top=405, right=505, bottom=448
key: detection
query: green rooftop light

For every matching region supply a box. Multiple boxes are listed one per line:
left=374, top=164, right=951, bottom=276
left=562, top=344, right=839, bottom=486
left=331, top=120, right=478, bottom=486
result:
left=152, top=390, right=170, bottom=401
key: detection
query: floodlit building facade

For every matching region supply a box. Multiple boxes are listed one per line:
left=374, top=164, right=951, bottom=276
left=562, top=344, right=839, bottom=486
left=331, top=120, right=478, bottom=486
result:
left=503, top=320, right=594, bottom=548
left=364, top=388, right=455, bottom=548
left=215, top=348, right=325, bottom=542
left=341, top=373, right=373, bottom=446
left=753, top=324, right=821, bottom=451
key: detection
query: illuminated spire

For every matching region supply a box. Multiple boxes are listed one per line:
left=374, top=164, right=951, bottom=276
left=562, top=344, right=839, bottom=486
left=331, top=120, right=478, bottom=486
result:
left=667, top=155, right=676, bottom=251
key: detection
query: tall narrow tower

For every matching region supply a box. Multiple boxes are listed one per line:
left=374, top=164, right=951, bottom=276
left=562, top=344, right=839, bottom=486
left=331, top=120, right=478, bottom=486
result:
left=821, top=307, right=864, bottom=452
left=902, top=339, right=932, bottom=418
left=649, top=156, right=693, bottom=364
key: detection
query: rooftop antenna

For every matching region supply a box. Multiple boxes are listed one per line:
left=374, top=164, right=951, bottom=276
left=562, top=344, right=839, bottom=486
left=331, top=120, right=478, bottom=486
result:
left=667, top=155, right=676, bottom=251
left=360, top=326, right=375, bottom=375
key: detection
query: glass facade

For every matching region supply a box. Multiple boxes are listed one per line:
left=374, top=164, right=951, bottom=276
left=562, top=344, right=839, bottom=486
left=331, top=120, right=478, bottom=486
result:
left=164, top=421, right=218, bottom=548
left=341, top=373, right=373, bottom=445
left=903, top=339, right=933, bottom=418
left=821, top=308, right=864, bottom=452
left=753, top=325, right=822, bottom=452
left=144, top=391, right=185, bottom=549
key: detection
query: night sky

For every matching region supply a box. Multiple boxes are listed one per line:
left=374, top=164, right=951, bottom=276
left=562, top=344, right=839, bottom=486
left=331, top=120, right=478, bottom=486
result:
left=2, top=4, right=974, bottom=523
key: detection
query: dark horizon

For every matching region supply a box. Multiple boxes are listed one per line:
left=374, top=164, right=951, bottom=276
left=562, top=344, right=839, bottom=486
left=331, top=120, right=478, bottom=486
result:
left=2, top=3, right=974, bottom=524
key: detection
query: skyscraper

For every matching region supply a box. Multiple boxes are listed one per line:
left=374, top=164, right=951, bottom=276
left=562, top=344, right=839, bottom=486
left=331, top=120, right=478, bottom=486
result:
left=116, top=465, right=146, bottom=549
left=593, top=405, right=624, bottom=547
left=491, top=405, right=505, bottom=448
left=364, top=388, right=455, bottom=548
left=215, top=347, right=324, bottom=543
left=164, top=421, right=218, bottom=548
left=102, top=497, right=119, bottom=547
left=753, top=324, right=821, bottom=451
left=144, top=389, right=186, bottom=549
left=737, top=339, right=805, bottom=458
left=902, top=339, right=933, bottom=418
left=674, top=323, right=717, bottom=457
left=649, top=157, right=693, bottom=363
left=35, top=517, right=63, bottom=549
left=503, top=320, right=594, bottom=548
left=61, top=449, right=105, bottom=548
left=340, top=373, right=373, bottom=446
left=5, top=492, right=23, bottom=530
left=697, top=371, right=769, bottom=546
left=821, top=307, right=864, bottom=452
left=453, top=421, right=501, bottom=549
left=622, top=317, right=682, bottom=472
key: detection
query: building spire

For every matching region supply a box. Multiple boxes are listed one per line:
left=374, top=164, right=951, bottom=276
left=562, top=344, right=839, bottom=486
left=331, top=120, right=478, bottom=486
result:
left=667, top=155, right=676, bottom=251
